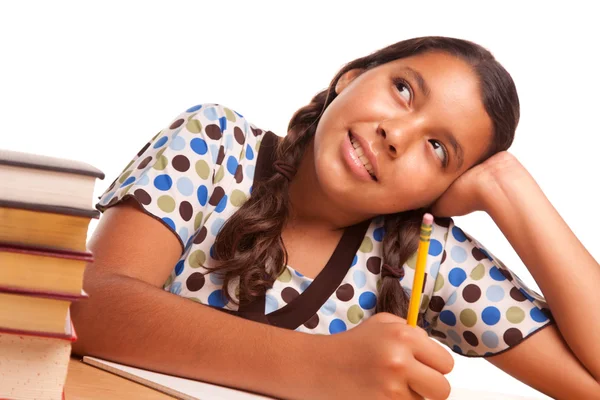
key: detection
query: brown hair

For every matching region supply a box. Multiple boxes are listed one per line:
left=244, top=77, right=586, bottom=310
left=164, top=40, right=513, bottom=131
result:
left=209, top=36, right=520, bottom=325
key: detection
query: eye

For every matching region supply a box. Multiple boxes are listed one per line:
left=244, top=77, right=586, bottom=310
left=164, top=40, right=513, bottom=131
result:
left=393, top=77, right=413, bottom=104
left=429, top=139, right=449, bottom=167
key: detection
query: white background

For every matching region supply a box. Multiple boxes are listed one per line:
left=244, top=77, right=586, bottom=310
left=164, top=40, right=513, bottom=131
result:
left=1, top=1, right=598, bottom=398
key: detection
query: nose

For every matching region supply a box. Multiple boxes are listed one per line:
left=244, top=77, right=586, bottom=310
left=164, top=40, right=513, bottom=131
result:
left=376, top=117, right=422, bottom=158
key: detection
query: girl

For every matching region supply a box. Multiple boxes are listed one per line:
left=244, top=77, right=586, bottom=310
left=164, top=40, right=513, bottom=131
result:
left=71, top=36, right=600, bottom=399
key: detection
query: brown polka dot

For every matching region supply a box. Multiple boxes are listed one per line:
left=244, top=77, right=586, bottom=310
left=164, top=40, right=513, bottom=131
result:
left=430, top=329, right=447, bottom=339
left=509, top=287, right=526, bottom=302
left=499, top=268, right=513, bottom=281
left=216, top=145, right=226, bottom=165
left=137, top=142, right=150, bottom=156
left=186, top=272, right=205, bottom=291
left=472, top=247, right=487, bottom=261
left=133, top=189, right=151, bottom=205
left=234, top=165, right=243, bottom=183
left=435, top=217, right=451, bottom=228
left=179, top=201, right=193, bottom=221
left=462, top=284, right=481, bottom=303
left=463, top=331, right=479, bottom=347
left=366, top=257, right=381, bottom=274
left=205, top=124, right=222, bottom=140
left=234, top=126, right=245, bottom=145
left=303, top=313, right=319, bottom=329
left=441, top=250, right=447, bottom=264
left=281, top=287, right=300, bottom=303
left=138, top=156, right=152, bottom=169
left=541, top=308, right=553, bottom=320
left=503, top=328, right=523, bottom=347
left=429, top=296, right=445, bottom=312
left=251, top=127, right=262, bottom=137
left=170, top=119, right=184, bottom=129
left=336, top=284, right=354, bottom=301
left=172, top=155, right=190, bottom=172
left=194, top=226, right=207, bottom=244
left=209, top=186, right=225, bottom=206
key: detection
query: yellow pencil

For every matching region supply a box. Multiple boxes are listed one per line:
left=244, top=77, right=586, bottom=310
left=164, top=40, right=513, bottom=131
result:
left=407, top=213, right=434, bottom=326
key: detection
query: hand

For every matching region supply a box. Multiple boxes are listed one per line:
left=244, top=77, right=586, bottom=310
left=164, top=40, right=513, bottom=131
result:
left=430, top=151, right=525, bottom=217
left=317, top=312, right=454, bottom=400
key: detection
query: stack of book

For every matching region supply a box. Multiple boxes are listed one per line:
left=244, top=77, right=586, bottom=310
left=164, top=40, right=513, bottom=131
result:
left=0, top=149, right=104, bottom=400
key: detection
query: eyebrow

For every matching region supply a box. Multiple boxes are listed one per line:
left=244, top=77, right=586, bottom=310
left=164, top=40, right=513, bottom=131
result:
left=399, top=66, right=465, bottom=170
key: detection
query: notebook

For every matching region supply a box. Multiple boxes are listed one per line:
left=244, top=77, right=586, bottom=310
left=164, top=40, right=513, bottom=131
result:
left=82, top=356, right=542, bottom=399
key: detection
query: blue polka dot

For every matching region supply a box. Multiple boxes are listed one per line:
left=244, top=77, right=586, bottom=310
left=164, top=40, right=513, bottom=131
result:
left=329, top=319, right=347, bottom=334
left=265, top=295, right=279, bottom=313
left=353, top=270, right=366, bottom=289
left=209, top=144, right=219, bottom=164
left=300, top=281, right=310, bottom=292
left=120, top=176, right=135, bottom=188
left=170, top=128, right=182, bottom=138
left=448, top=268, right=467, bottom=287
left=479, top=247, right=493, bottom=261
left=446, top=291, right=458, bottom=306
left=170, top=281, right=182, bottom=295
left=162, top=217, right=175, bottom=231
left=211, top=218, right=225, bottom=236
left=101, top=192, right=115, bottom=204
left=190, top=138, right=208, bottom=155
left=197, top=185, right=208, bottom=206
left=530, top=308, right=549, bottom=323
left=210, top=272, right=224, bottom=285
left=294, top=270, right=304, bottom=277
left=186, top=104, right=203, bottom=112
left=373, top=227, right=385, bottom=242
left=452, top=226, right=467, bottom=242
left=215, top=195, right=228, bottom=213
left=225, top=132, right=233, bottom=151
left=138, top=174, right=150, bottom=186
left=154, top=175, right=173, bottom=191
left=169, top=135, right=186, bottom=151
left=209, top=245, right=215, bottom=259
left=234, top=110, right=244, bottom=118
left=489, top=266, right=506, bottom=281
left=482, top=331, right=499, bottom=348
left=246, top=145, right=254, bottom=160
left=439, top=310, right=457, bottom=326
left=447, top=329, right=462, bottom=344
left=203, top=107, right=218, bottom=121
left=430, top=261, right=441, bottom=279
left=429, top=239, right=443, bottom=256
left=486, top=285, right=505, bottom=302
left=320, top=299, right=337, bottom=315
left=451, top=246, right=467, bottom=263
left=178, top=227, right=189, bottom=244
left=226, top=156, right=238, bottom=175
left=177, top=177, right=194, bottom=196
left=153, top=136, right=168, bottom=149
left=351, top=255, right=358, bottom=267
left=520, top=288, right=535, bottom=302
left=219, top=116, right=227, bottom=133
left=245, top=165, right=255, bottom=180
left=174, top=260, right=185, bottom=276
left=452, top=345, right=463, bottom=354
left=208, top=290, right=227, bottom=308
left=482, top=306, right=501, bottom=325
left=359, top=292, right=377, bottom=309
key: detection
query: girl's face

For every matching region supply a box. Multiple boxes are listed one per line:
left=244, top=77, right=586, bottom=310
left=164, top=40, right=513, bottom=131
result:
left=312, top=51, right=494, bottom=217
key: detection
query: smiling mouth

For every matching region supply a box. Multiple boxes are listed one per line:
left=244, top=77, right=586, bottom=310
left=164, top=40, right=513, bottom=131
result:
left=348, top=132, right=377, bottom=181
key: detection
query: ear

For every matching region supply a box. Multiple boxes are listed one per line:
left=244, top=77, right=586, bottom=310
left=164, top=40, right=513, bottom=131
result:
left=334, top=68, right=365, bottom=95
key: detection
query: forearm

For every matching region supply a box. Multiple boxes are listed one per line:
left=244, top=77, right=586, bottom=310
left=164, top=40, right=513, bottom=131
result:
left=70, top=270, right=322, bottom=399
left=483, top=167, right=600, bottom=382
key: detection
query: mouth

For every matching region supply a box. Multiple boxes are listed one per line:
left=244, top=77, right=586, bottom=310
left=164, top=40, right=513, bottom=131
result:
left=348, top=131, right=378, bottom=181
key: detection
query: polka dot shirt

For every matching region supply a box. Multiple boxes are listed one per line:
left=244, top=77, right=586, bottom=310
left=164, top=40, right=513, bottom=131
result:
left=96, top=103, right=555, bottom=357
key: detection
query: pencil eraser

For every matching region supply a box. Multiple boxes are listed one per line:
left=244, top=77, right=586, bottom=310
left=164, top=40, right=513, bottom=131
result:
left=422, top=213, right=434, bottom=225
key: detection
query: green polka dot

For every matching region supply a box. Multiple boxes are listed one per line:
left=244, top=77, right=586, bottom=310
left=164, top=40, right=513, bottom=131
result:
left=204, top=212, right=213, bottom=224
left=224, top=107, right=236, bottom=122
left=506, top=306, right=525, bottom=324
left=347, top=305, right=365, bottom=324
left=277, top=267, right=292, bottom=282
left=460, top=309, right=477, bottom=327
left=406, top=252, right=417, bottom=269
left=434, top=274, right=444, bottom=292
left=214, top=165, right=225, bottom=183
left=470, top=263, right=485, bottom=280
left=189, top=250, right=206, bottom=268
left=466, top=350, right=478, bottom=356
left=444, top=232, right=448, bottom=241
left=118, top=170, right=132, bottom=183
left=195, top=160, right=210, bottom=179
left=157, top=195, right=175, bottom=213
left=376, top=278, right=382, bottom=292
left=359, top=237, right=373, bottom=253
left=187, top=112, right=198, bottom=121
left=420, top=294, right=430, bottom=312
left=152, top=131, right=162, bottom=140
left=230, top=190, right=247, bottom=207
left=156, top=148, right=167, bottom=159
left=122, top=159, right=135, bottom=173
left=240, top=145, right=245, bottom=160
left=121, top=184, right=134, bottom=195
left=194, top=212, right=204, bottom=230
left=255, top=139, right=262, bottom=152
left=153, top=155, right=168, bottom=170
left=187, top=119, right=202, bottom=134
left=164, top=274, right=173, bottom=287
left=185, top=297, right=202, bottom=303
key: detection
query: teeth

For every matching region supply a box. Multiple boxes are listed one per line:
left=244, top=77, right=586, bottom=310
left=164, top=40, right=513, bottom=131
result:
left=350, top=135, right=376, bottom=177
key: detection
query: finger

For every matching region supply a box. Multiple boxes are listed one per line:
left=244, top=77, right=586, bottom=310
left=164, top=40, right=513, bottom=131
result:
left=409, top=331, right=454, bottom=375
left=407, top=358, right=452, bottom=400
